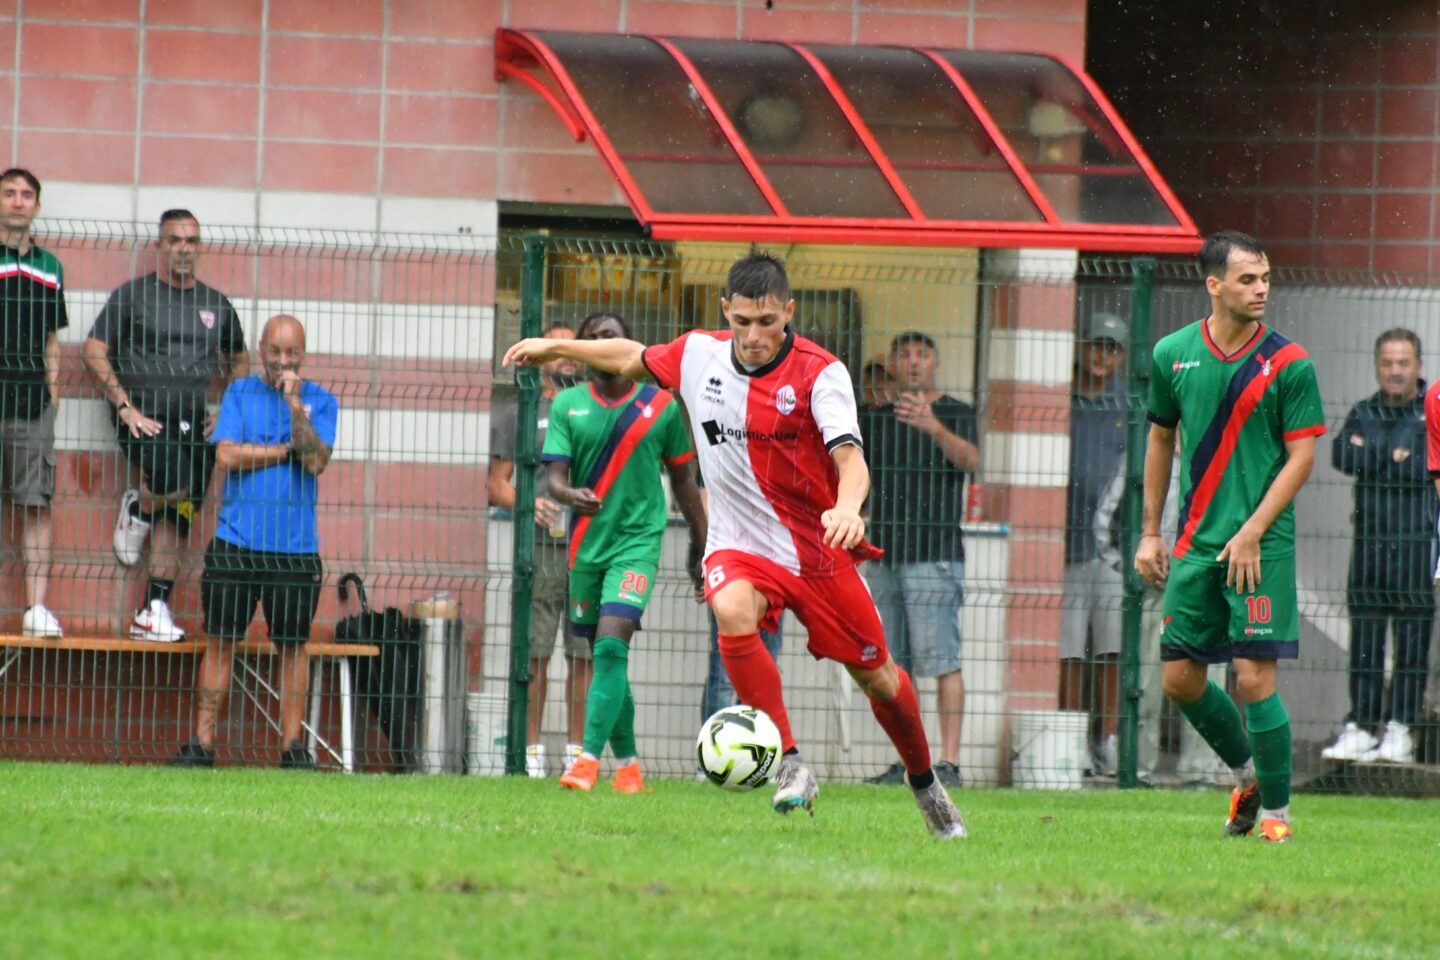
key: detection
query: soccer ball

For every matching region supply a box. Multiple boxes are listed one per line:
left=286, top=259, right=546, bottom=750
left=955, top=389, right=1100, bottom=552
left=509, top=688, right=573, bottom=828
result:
left=697, top=705, right=783, bottom=790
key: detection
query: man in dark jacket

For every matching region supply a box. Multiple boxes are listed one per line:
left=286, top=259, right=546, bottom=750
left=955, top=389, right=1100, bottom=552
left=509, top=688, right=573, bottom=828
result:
left=1323, top=328, right=1436, bottom=765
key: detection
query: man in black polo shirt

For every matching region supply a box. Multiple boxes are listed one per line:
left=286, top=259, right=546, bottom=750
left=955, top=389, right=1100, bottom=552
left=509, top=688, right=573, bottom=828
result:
left=0, top=168, right=67, bottom=638
left=860, top=331, right=979, bottom=787
left=84, top=210, right=248, bottom=642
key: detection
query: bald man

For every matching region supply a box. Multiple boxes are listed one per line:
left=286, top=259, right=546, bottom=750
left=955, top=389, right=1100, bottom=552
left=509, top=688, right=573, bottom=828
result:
left=171, top=314, right=338, bottom=770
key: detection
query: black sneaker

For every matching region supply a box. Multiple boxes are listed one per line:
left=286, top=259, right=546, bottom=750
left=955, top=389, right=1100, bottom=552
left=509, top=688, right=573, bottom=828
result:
left=934, top=761, right=964, bottom=788
left=865, top=762, right=906, bottom=785
left=279, top=742, right=316, bottom=771
left=169, top=742, right=216, bottom=768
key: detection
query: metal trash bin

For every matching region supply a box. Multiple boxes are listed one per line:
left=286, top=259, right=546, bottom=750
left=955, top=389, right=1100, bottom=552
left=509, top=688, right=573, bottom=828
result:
left=410, top=593, right=466, bottom=774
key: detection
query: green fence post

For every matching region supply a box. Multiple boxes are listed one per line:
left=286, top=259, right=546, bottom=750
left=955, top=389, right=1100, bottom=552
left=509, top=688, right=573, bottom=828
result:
left=505, top=234, right=547, bottom=775
left=1118, top=255, right=1156, bottom=789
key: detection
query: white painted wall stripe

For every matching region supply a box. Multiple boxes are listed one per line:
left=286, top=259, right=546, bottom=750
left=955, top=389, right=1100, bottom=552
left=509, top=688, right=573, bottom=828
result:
left=55, top=398, right=490, bottom=464
left=59, top=292, right=495, bottom=362
left=983, top=431, right=1071, bottom=487
left=987, top=328, right=1075, bottom=387
left=36, top=181, right=500, bottom=244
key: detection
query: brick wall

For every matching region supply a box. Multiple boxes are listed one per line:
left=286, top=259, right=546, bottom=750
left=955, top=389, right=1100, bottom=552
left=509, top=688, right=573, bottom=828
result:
left=1091, top=0, right=1440, bottom=276
left=0, top=0, right=1098, bottom=766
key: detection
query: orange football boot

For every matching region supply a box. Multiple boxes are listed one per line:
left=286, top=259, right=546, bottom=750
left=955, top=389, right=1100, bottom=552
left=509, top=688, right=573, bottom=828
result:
left=611, top=760, right=648, bottom=794
left=1224, top=783, right=1261, bottom=836
left=1258, top=818, right=1293, bottom=843
left=559, top=756, right=599, bottom=791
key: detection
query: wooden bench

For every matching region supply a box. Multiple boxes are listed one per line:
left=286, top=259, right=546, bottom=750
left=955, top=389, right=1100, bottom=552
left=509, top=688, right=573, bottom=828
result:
left=0, top=636, right=381, bottom=772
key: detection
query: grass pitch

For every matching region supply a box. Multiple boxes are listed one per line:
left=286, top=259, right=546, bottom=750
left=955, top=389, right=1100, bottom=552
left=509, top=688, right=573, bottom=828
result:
left=1, top=763, right=1433, bottom=960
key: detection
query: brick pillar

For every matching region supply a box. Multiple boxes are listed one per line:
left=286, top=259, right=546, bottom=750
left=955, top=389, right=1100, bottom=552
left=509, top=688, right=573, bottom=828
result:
left=982, top=249, right=1076, bottom=718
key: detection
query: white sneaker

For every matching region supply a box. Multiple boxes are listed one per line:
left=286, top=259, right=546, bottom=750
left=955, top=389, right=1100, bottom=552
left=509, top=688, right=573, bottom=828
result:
left=113, top=489, right=151, bottom=567
left=525, top=743, right=546, bottom=779
left=1093, top=734, right=1118, bottom=777
left=1320, top=722, right=1379, bottom=761
left=771, top=753, right=818, bottom=816
left=22, top=604, right=62, bottom=639
left=131, top=599, right=186, bottom=642
left=908, top=772, right=968, bottom=839
left=1362, top=721, right=1414, bottom=764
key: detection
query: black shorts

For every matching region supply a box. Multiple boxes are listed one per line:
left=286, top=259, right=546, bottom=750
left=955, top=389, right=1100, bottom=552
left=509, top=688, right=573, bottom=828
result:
left=115, top=397, right=216, bottom=525
left=201, top=539, right=323, bottom=645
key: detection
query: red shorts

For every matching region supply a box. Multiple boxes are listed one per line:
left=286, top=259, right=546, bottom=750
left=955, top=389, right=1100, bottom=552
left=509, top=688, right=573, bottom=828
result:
left=703, top=549, right=890, bottom=670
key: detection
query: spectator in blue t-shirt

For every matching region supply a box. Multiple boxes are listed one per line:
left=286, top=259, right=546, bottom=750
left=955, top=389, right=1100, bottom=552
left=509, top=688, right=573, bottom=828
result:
left=171, top=314, right=338, bottom=770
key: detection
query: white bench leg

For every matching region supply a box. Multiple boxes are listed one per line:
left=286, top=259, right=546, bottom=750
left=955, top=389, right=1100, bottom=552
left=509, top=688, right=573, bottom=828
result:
left=339, top=657, right=354, bottom=773
left=307, top=659, right=322, bottom=759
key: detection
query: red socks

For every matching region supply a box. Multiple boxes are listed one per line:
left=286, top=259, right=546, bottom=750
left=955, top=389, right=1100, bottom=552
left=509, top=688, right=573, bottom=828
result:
left=717, top=631, right=796, bottom=752
left=868, top=667, right=932, bottom=776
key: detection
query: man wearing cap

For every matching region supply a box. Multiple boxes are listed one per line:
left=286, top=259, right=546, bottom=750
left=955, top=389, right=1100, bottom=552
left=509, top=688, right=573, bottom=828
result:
left=859, top=331, right=979, bottom=787
left=1059, top=311, right=1130, bottom=776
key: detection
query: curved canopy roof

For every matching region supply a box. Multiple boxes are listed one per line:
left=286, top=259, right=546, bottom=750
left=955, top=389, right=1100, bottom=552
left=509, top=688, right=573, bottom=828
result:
left=496, top=29, right=1200, bottom=253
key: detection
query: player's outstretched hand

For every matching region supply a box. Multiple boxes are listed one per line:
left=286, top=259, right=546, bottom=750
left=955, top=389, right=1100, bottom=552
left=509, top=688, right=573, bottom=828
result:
left=821, top=506, right=865, bottom=550
left=567, top=487, right=603, bottom=516
left=501, top=338, right=555, bottom=368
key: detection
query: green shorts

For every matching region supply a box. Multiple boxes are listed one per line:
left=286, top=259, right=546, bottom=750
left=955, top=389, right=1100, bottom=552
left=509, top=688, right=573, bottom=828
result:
left=568, top=557, right=658, bottom=639
left=1160, top=555, right=1300, bottom=664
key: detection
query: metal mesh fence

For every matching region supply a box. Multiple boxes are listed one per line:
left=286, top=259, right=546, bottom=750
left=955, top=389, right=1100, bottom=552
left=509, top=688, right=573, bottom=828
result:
left=489, top=236, right=1440, bottom=797
left=4, top=223, right=1436, bottom=797
left=0, top=220, right=490, bottom=771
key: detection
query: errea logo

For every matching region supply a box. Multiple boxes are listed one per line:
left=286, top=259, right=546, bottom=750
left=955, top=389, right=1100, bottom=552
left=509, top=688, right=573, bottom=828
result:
left=1172, top=360, right=1201, bottom=372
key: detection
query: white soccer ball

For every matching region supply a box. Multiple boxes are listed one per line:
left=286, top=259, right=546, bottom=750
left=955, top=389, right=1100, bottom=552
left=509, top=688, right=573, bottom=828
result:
left=697, top=705, right=783, bottom=790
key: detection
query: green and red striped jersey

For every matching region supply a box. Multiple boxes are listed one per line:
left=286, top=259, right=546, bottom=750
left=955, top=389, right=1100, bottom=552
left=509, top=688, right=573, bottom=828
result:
left=1147, top=320, right=1324, bottom=565
left=541, top=381, right=694, bottom=569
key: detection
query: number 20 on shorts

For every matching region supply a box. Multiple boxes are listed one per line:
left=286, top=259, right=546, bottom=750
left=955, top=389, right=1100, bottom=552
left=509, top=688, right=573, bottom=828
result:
left=620, top=571, right=650, bottom=594
left=1245, top=595, right=1272, bottom=624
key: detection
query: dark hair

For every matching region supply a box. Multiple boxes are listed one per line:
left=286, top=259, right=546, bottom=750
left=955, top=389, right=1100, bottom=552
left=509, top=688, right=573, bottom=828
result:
left=725, top=252, right=789, bottom=302
left=159, top=208, right=198, bottom=231
left=577, top=311, right=631, bottom=340
left=890, top=331, right=937, bottom=353
left=0, top=168, right=41, bottom=200
left=1375, top=327, right=1422, bottom=362
left=1199, top=230, right=1266, bottom=279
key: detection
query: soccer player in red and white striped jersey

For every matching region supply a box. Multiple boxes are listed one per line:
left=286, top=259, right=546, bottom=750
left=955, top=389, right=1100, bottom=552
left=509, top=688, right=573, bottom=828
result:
left=505, top=253, right=966, bottom=839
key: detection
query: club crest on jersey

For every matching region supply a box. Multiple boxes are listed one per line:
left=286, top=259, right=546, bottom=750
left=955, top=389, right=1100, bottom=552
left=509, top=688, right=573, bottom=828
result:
left=1257, top=354, right=1272, bottom=376
left=775, top=384, right=797, bottom=415
left=199, top=310, right=216, bottom=329
left=641, top=404, right=654, bottom=419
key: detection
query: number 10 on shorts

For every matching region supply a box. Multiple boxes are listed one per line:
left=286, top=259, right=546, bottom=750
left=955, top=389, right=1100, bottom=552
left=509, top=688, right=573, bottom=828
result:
left=1245, top=595, right=1272, bottom=624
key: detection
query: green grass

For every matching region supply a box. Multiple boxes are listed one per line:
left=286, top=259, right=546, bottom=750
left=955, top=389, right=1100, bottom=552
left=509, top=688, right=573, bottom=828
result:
left=0, top=763, right=1434, bottom=960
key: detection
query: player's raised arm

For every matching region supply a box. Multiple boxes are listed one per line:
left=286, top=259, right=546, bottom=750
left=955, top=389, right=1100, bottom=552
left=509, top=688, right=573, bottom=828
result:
left=502, top=336, right=649, bottom=381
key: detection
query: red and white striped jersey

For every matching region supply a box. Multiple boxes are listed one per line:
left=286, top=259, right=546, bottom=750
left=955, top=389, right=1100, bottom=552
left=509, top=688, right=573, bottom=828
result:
left=643, top=328, right=880, bottom=576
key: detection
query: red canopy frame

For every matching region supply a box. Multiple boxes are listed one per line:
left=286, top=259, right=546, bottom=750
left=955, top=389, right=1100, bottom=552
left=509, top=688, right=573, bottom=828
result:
left=495, top=28, right=1201, bottom=253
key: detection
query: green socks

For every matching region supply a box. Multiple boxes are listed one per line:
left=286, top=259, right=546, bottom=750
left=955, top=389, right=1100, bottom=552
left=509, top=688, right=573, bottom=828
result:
left=1244, top=692, right=1292, bottom=811
left=581, top=636, right=631, bottom=759
left=1178, top=680, right=1252, bottom=769
left=1179, top=682, right=1292, bottom=810
left=609, top=686, right=637, bottom=761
